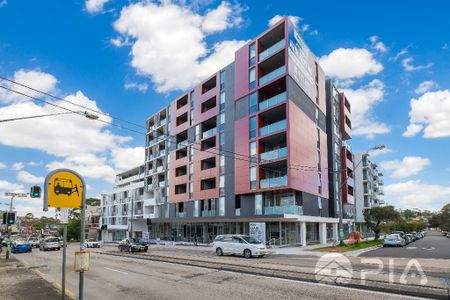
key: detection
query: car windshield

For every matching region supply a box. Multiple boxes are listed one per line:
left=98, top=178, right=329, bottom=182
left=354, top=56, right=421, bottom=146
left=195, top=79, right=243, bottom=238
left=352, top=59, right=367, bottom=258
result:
left=240, top=236, right=261, bottom=244
left=46, top=238, right=59, bottom=243
left=386, top=234, right=399, bottom=239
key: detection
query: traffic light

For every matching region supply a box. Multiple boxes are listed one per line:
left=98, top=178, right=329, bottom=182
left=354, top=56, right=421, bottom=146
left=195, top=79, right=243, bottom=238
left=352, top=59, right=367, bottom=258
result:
left=7, top=212, right=15, bottom=225
left=2, top=212, right=6, bottom=224
left=30, top=185, right=41, bottom=198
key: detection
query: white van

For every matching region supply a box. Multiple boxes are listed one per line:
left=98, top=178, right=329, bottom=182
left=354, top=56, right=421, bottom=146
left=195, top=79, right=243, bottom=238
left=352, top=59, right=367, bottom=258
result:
left=213, top=234, right=268, bottom=258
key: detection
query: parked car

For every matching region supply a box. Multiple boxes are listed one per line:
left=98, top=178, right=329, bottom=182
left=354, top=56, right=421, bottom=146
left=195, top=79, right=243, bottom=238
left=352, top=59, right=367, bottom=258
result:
left=12, top=240, right=32, bottom=253
left=39, top=237, right=61, bottom=251
left=404, top=234, right=414, bottom=244
left=84, top=239, right=101, bottom=248
left=383, top=234, right=406, bottom=247
left=118, top=238, right=148, bottom=252
left=27, top=237, right=40, bottom=248
left=391, top=231, right=405, bottom=238
left=213, top=234, right=268, bottom=258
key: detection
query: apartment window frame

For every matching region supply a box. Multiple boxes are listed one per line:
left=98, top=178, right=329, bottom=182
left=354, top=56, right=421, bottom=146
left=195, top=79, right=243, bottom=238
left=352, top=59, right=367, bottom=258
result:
left=255, top=193, right=262, bottom=215
left=249, top=92, right=257, bottom=114
left=249, top=116, right=257, bottom=139
left=249, top=67, right=256, bottom=90
left=249, top=43, right=256, bottom=66
left=250, top=166, right=257, bottom=190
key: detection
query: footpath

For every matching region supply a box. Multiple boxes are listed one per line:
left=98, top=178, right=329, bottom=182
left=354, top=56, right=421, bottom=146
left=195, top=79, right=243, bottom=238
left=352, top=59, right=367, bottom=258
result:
left=0, top=254, right=61, bottom=300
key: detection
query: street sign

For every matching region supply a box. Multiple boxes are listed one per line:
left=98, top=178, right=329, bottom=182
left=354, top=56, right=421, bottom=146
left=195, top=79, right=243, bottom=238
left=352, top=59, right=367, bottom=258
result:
left=60, top=208, right=69, bottom=224
left=74, top=251, right=90, bottom=272
left=249, top=222, right=266, bottom=244
left=4, top=192, right=28, bottom=198
left=44, top=169, right=85, bottom=210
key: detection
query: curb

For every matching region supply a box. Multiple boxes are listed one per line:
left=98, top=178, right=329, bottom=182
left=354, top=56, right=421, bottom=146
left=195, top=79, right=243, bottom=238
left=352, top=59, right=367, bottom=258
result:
left=345, top=245, right=383, bottom=257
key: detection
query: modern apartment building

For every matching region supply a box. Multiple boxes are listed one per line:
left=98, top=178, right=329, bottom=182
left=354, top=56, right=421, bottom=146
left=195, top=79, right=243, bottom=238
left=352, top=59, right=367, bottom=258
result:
left=101, top=17, right=358, bottom=245
left=354, top=153, right=385, bottom=235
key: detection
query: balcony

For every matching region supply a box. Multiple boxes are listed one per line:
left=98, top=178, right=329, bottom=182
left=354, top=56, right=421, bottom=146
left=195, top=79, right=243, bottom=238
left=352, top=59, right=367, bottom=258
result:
left=201, top=210, right=216, bottom=217
left=259, top=65, right=286, bottom=86
left=259, top=91, right=287, bottom=111
left=260, top=147, right=287, bottom=162
left=260, top=175, right=287, bottom=188
left=159, top=118, right=167, bottom=127
left=176, top=212, right=186, bottom=218
left=259, top=119, right=287, bottom=136
left=259, top=39, right=285, bottom=61
left=156, top=166, right=164, bottom=173
left=177, top=140, right=189, bottom=149
left=159, top=181, right=166, bottom=188
left=202, top=127, right=217, bottom=139
left=264, top=205, right=303, bottom=216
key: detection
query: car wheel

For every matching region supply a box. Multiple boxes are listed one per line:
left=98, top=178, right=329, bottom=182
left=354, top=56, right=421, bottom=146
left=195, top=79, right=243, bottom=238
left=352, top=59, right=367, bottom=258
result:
left=128, top=246, right=132, bottom=252
left=244, top=249, right=252, bottom=259
left=216, top=247, right=223, bottom=256
left=119, top=247, right=122, bottom=252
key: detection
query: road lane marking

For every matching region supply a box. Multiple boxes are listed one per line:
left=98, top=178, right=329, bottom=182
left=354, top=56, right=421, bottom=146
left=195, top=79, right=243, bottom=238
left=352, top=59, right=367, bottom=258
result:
left=407, top=247, right=417, bottom=249
left=104, top=267, right=129, bottom=274
left=54, top=282, right=76, bottom=299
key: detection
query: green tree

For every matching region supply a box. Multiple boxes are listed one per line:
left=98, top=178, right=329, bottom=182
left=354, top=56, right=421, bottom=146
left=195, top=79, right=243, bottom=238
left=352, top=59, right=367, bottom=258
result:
left=402, top=209, right=415, bottom=220
left=364, top=206, right=401, bottom=240
left=86, top=198, right=101, bottom=206
left=25, top=213, right=34, bottom=220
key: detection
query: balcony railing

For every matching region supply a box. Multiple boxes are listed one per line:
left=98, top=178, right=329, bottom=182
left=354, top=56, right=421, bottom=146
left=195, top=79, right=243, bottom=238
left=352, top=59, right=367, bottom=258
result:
left=259, top=119, right=287, bottom=136
left=260, top=175, right=288, bottom=189
left=156, top=166, right=164, bottom=173
left=201, top=210, right=216, bottom=217
left=176, top=212, right=186, bottom=218
left=259, top=65, right=286, bottom=86
left=202, top=127, right=217, bottom=139
left=264, top=205, right=303, bottom=216
left=258, top=91, right=287, bottom=111
left=260, top=147, right=288, bottom=162
left=259, top=39, right=285, bottom=61
left=159, top=118, right=167, bottom=126
left=177, top=140, right=189, bottom=149
left=159, top=181, right=166, bottom=188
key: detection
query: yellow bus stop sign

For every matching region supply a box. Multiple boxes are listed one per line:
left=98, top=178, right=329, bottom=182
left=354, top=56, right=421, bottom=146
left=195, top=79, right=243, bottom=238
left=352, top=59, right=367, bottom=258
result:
left=44, top=169, right=85, bottom=210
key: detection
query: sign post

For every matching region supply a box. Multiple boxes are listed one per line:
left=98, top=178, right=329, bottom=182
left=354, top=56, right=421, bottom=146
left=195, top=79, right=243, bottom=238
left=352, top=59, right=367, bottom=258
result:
left=44, top=169, right=86, bottom=300
left=60, top=208, right=69, bottom=300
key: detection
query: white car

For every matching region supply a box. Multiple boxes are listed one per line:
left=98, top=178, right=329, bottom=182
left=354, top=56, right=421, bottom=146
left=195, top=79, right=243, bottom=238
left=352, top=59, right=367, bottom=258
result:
left=213, top=234, right=268, bottom=258
left=84, top=239, right=101, bottom=248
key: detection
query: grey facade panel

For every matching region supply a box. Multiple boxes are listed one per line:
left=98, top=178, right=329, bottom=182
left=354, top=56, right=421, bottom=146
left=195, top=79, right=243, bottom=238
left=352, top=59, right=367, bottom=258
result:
left=286, top=76, right=326, bottom=133
left=234, top=96, right=249, bottom=120
left=240, top=194, right=255, bottom=217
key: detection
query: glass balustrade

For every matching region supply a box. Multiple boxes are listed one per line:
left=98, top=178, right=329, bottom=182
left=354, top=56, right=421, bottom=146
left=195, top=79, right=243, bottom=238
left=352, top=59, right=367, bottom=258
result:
left=259, top=65, right=286, bottom=86
left=259, top=175, right=288, bottom=188
left=260, top=147, right=287, bottom=162
left=202, top=127, right=217, bottom=139
left=264, top=205, right=303, bottom=215
left=258, top=92, right=287, bottom=111
left=259, top=119, right=287, bottom=136
left=259, top=39, right=285, bottom=61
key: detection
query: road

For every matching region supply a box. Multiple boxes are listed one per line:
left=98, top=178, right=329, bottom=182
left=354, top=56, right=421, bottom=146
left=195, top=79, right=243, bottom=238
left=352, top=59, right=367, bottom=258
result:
left=12, top=244, right=420, bottom=300
left=361, top=231, right=450, bottom=259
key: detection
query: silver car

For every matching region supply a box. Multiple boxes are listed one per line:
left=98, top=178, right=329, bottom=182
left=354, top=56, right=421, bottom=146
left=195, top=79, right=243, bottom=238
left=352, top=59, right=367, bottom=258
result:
left=383, top=234, right=406, bottom=247
left=39, top=237, right=61, bottom=251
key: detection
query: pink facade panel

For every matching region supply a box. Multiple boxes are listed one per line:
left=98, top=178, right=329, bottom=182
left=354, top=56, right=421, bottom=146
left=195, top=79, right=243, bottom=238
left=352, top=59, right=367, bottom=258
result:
left=234, top=117, right=250, bottom=194
left=287, top=100, right=324, bottom=197
left=234, top=43, right=250, bottom=100
left=317, top=65, right=327, bottom=115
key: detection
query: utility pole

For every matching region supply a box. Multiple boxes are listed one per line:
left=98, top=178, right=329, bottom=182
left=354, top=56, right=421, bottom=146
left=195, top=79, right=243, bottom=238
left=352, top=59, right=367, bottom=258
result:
left=338, top=145, right=385, bottom=246
left=3, top=192, right=28, bottom=259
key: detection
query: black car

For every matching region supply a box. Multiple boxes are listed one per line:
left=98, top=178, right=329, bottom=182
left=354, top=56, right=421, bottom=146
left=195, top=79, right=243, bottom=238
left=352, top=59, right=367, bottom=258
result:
left=118, top=238, right=148, bottom=252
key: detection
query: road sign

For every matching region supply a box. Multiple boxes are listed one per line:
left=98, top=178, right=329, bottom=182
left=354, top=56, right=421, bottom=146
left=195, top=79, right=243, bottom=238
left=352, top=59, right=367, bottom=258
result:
left=74, top=251, right=90, bottom=272
left=4, top=192, right=29, bottom=197
left=60, top=208, right=69, bottom=224
left=44, top=169, right=85, bottom=210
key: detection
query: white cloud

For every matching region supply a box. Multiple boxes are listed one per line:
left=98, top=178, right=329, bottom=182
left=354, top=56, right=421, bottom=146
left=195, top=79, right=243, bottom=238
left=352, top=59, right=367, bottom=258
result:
left=124, top=82, right=148, bottom=93
left=443, top=43, right=449, bottom=50
left=16, top=170, right=45, bottom=184
left=0, top=0, right=7, bottom=8
left=0, top=180, right=25, bottom=191
left=401, top=57, right=432, bottom=72
left=11, top=162, right=24, bottom=171
left=114, top=1, right=247, bottom=93
left=342, top=79, right=390, bottom=139
left=0, top=69, right=144, bottom=184
left=318, top=48, right=383, bottom=80
left=268, top=15, right=302, bottom=27
left=111, top=147, right=145, bottom=172
left=403, top=89, right=450, bottom=138
left=28, top=161, right=43, bottom=167
left=0, top=162, right=6, bottom=169
left=415, top=80, right=437, bottom=94
left=385, top=180, right=450, bottom=211
left=310, top=29, right=319, bottom=36
left=379, top=156, right=430, bottom=178
left=369, top=36, right=388, bottom=53
left=391, top=47, right=409, bottom=62
left=85, top=0, right=109, bottom=14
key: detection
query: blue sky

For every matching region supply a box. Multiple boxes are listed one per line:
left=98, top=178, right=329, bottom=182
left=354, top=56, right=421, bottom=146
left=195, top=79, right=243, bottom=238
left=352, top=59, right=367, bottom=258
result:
left=0, top=0, right=449, bottom=216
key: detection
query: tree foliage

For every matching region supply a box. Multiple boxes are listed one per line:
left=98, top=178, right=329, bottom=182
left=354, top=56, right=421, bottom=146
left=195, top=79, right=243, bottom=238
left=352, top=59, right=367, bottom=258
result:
left=364, top=206, right=401, bottom=240
left=431, top=203, right=450, bottom=231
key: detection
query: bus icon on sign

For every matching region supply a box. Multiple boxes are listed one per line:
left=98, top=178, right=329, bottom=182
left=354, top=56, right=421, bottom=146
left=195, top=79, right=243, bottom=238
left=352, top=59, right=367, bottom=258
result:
left=54, top=178, right=79, bottom=197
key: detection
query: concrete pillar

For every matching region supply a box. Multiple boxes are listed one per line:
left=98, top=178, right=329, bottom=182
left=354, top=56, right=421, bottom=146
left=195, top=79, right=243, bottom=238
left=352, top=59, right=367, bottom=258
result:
left=333, top=223, right=338, bottom=242
left=319, top=222, right=327, bottom=245
left=300, top=222, right=306, bottom=246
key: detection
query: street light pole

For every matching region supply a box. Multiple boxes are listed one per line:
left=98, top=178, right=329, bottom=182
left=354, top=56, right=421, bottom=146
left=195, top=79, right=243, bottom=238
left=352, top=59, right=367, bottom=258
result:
left=0, top=111, right=99, bottom=123
left=338, top=144, right=385, bottom=246
left=5, top=195, right=14, bottom=259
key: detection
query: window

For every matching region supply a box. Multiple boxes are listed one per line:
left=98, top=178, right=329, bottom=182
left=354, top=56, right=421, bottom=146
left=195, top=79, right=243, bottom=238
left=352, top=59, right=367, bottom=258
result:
left=195, top=125, right=201, bottom=141
left=220, top=91, right=225, bottom=111
left=317, top=128, right=321, bottom=149
left=218, top=113, right=225, bottom=131
left=317, top=150, right=321, bottom=170
left=249, top=92, right=257, bottom=114
left=250, top=141, right=257, bottom=163
left=249, top=67, right=256, bottom=90
left=317, top=173, right=322, bottom=194
left=193, top=200, right=199, bottom=217
left=219, top=175, right=225, bottom=195
left=249, top=43, right=256, bottom=66
left=249, top=116, right=256, bottom=139
left=220, top=155, right=225, bottom=174
left=220, top=70, right=225, bottom=91
left=190, top=181, right=194, bottom=199
left=250, top=167, right=256, bottom=190
left=255, top=194, right=262, bottom=215
left=220, top=132, right=225, bottom=150
left=219, top=197, right=225, bottom=216
left=190, top=91, right=195, bottom=107
left=315, top=108, right=319, bottom=125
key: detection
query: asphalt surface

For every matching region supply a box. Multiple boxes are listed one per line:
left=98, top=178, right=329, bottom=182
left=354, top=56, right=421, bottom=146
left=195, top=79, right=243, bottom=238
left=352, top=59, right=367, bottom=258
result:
left=11, top=244, right=420, bottom=300
left=361, top=231, right=450, bottom=259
